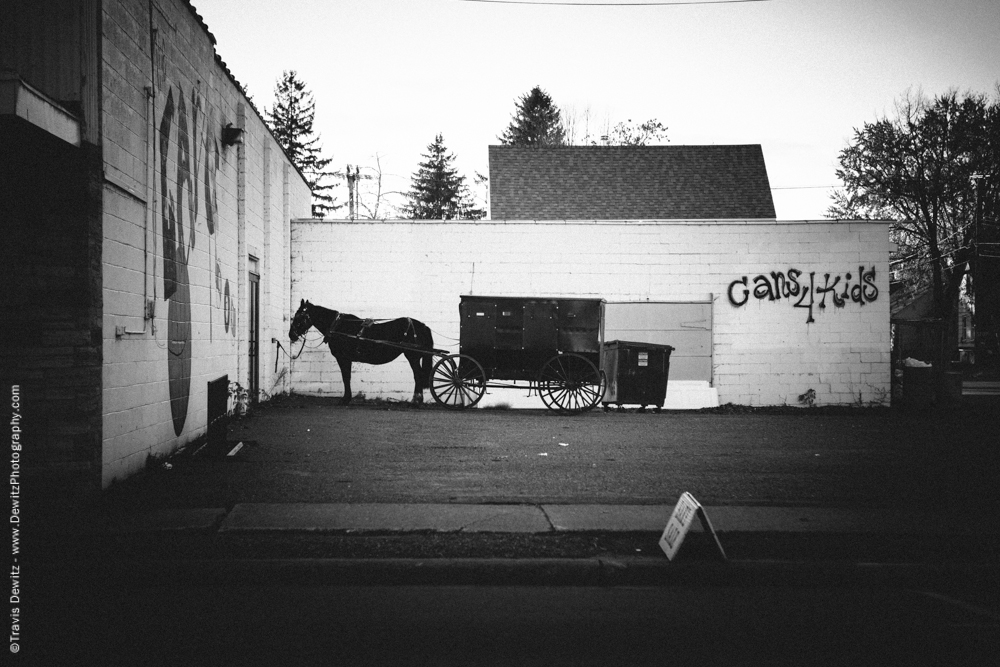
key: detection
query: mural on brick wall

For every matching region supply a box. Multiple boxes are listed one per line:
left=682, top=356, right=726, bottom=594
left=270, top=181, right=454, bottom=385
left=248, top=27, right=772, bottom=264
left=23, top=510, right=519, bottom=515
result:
left=728, top=267, right=879, bottom=324
left=158, top=82, right=232, bottom=436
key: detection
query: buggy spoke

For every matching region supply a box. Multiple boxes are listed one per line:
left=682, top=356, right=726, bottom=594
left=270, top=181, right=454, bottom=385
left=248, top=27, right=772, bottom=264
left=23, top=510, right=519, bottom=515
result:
left=436, top=384, right=458, bottom=403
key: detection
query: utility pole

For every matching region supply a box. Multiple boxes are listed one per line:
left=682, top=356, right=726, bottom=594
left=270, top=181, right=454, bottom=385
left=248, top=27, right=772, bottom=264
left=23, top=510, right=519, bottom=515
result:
left=333, top=164, right=376, bottom=220
left=973, top=174, right=983, bottom=276
left=346, top=165, right=357, bottom=220
left=334, top=164, right=361, bottom=220
left=971, top=173, right=985, bottom=367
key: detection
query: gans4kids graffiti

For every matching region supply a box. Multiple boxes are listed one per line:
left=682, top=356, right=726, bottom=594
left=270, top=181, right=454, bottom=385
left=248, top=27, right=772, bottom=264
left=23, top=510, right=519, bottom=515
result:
left=728, top=267, right=879, bottom=324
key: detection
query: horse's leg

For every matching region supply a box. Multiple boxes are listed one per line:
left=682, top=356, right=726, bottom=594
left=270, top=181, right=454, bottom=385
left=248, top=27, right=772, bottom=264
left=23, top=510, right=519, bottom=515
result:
left=334, top=355, right=353, bottom=405
left=404, top=352, right=425, bottom=404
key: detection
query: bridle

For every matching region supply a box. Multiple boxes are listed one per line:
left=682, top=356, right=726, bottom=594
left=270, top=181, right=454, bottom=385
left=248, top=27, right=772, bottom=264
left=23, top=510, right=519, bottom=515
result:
left=290, top=308, right=314, bottom=342
left=289, top=305, right=319, bottom=359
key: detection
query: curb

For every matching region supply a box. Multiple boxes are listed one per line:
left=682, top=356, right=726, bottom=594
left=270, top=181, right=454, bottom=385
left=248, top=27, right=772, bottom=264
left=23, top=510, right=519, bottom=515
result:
left=37, top=557, right=999, bottom=588
left=89, top=503, right=1000, bottom=537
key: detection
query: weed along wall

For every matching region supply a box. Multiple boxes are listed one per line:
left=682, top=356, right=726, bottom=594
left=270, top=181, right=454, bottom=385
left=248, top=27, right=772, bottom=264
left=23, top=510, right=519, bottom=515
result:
left=289, top=219, right=891, bottom=408
left=99, top=0, right=311, bottom=486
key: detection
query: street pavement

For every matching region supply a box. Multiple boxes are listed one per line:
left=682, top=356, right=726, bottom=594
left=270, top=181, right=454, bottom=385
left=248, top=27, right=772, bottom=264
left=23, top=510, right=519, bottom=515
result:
left=28, top=580, right=999, bottom=665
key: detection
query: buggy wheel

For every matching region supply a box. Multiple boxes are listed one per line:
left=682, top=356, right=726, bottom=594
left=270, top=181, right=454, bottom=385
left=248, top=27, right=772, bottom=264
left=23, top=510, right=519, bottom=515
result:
left=430, top=354, right=487, bottom=409
left=537, top=353, right=603, bottom=415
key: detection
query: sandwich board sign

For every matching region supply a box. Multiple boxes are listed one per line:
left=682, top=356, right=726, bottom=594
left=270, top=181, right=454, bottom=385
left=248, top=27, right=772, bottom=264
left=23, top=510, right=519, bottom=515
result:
left=659, top=492, right=727, bottom=561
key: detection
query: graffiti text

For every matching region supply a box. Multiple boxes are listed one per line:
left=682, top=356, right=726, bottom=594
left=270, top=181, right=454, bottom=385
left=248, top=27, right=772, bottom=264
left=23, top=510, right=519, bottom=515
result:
left=728, top=267, right=879, bottom=323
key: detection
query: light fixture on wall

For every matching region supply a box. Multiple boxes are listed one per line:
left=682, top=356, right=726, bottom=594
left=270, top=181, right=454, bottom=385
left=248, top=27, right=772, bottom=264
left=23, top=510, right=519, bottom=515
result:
left=221, top=122, right=244, bottom=147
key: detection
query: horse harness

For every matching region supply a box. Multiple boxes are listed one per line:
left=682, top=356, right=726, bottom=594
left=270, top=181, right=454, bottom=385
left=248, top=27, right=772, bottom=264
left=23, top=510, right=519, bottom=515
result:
left=323, top=313, right=376, bottom=343
left=323, top=314, right=436, bottom=358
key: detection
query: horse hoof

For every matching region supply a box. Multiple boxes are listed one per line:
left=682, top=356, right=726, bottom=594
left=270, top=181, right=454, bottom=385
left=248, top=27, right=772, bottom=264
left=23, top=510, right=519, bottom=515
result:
left=340, top=397, right=352, bottom=406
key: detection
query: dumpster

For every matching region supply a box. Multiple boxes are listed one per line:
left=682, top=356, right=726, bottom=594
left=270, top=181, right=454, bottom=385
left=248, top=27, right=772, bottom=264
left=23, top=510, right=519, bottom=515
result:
left=601, top=341, right=674, bottom=411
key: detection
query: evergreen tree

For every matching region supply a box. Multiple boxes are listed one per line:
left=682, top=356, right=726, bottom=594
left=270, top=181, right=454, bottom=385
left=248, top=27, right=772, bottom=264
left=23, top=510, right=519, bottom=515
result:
left=498, top=86, right=566, bottom=147
left=405, top=134, right=484, bottom=220
left=266, top=71, right=338, bottom=217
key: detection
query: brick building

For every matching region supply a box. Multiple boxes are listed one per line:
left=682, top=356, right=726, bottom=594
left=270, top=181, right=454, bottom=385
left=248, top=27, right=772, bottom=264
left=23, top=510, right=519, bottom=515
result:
left=1, top=0, right=311, bottom=497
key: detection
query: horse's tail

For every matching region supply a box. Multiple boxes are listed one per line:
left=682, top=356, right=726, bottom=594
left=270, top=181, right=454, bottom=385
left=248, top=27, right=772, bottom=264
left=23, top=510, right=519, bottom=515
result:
left=415, top=320, right=434, bottom=390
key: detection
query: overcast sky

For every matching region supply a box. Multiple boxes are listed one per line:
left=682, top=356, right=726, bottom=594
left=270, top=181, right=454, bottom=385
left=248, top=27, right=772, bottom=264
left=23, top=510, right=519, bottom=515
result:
left=192, top=0, right=999, bottom=219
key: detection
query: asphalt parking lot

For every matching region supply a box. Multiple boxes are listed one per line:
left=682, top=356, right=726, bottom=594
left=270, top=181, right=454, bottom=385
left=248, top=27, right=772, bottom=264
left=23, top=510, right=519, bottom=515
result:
left=103, top=393, right=1000, bottom=513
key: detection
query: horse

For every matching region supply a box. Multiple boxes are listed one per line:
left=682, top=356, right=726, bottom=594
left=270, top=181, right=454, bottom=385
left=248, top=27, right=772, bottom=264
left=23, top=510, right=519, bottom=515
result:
left=289, top=299, right=435, bottom=405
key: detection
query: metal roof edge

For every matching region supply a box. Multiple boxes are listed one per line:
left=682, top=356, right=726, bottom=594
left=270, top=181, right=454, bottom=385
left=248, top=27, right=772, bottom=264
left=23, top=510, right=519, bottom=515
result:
left=290, top=218, right=888, bottom=226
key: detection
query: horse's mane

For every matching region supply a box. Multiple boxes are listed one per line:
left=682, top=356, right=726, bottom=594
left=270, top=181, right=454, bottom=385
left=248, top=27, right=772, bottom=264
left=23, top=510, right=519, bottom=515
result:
left=306, top=301, right=337, bottom=313
left=307, top=302, right=339, bottom=318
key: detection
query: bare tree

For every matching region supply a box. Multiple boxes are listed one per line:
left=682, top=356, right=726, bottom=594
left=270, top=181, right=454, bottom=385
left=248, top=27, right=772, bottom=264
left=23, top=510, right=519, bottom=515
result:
left=830, top=88, right=1000, bottom=365
left=561, top=105, right=667, bottom=146
left=603, top=118, right=669, bottom=146
left=562, top=104, right=612, bottom=146
left=357, top=155, right=409, bottom=220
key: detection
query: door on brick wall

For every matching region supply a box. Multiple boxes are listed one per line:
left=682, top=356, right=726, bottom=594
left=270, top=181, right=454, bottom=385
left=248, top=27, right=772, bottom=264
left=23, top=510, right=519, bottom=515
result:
left=604, top=301, right=713, bottom=383
left=248, top=269, right=260, bottom=404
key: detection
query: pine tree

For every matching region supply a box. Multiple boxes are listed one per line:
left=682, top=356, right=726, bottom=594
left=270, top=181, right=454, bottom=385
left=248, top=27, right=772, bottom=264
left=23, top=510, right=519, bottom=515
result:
left=405, top=134, right=484, bottom=220
left=498, top=86, right=566, bottom=147
left=266, top=71, right=338, bottom=217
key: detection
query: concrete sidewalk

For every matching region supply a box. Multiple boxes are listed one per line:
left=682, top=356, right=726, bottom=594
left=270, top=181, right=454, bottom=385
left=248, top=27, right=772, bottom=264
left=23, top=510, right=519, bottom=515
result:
left=35, top=501, right=995, bottom=588
left=102, top=502, right=998, bottom=537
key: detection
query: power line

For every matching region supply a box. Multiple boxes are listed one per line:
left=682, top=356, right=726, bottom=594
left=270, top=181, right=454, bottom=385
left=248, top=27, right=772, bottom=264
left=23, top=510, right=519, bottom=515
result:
left=770, top=185, right=837, bottom=190
left=460, top=0, right=770, bottom=6
left=892, top=244, right=974, bottom=272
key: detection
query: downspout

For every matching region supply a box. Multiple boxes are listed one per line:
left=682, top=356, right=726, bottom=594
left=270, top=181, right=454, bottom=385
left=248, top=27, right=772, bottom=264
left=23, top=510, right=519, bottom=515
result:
left=146, top=4, right=157, bottom=326
left=120, top=4, right=157, bottom=336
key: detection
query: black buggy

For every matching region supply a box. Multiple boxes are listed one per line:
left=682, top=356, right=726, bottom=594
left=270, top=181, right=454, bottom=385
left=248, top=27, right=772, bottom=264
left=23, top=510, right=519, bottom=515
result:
left=429, top=295, right=605, bottom=415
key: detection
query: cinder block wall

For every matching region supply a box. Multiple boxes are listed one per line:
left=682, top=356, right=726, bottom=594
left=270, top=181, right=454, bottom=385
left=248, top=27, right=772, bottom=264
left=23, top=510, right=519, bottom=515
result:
left=1, top=0, right=104, bottom=496
left=100, top=0, right=310, bottom=486
left=290, top=219, right=890, bottom=407
left=0, top=127, right=104, bottom=496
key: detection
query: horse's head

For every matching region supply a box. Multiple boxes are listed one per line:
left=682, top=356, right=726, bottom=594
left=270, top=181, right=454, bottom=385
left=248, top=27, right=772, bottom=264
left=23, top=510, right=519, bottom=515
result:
left=289, top=299, right=313, bottom=343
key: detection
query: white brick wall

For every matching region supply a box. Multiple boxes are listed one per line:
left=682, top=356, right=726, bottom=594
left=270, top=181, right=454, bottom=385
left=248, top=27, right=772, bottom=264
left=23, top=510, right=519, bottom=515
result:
left=289, top=219, right=890, bottom=408
left=100, top=0, right=311, bottom=486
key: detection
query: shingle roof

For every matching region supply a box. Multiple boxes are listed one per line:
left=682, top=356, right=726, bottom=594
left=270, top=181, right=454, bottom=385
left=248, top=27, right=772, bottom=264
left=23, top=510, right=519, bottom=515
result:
left=488, top=144, right=776, bottom=220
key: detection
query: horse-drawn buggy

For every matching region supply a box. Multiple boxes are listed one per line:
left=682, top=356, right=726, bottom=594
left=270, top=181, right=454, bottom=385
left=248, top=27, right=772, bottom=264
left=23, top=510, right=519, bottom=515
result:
left=432, top=295, right=605, bottom=414
left=289, top=295, right=606, bottom=414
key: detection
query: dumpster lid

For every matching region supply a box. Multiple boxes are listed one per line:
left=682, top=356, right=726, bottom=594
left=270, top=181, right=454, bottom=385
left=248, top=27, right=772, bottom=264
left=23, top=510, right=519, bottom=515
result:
left=604, top=340, right=675, bottom=352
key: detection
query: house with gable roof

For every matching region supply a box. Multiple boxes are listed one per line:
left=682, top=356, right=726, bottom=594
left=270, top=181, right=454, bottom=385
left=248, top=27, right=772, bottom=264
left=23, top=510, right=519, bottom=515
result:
left=488, top=144, right=776, bottom=220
